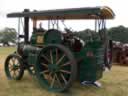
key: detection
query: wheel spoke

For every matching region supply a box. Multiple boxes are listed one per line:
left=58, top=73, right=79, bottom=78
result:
left=9, top=60, right=13, bottom=65
left=17, top=69, right=21, bottom=72
left=41, top=54, right=51, bottom=64
left=56, top=54, right=65, bottom=65
left=41, top=63, right=48, bottom=68
left=9, top=64, right=13, bottom=69
left=40, top=70, right=49, bottom=74
left=50, top=74, right=55, bottom=88
left=12, top=57, right=16, bottom=64
left=9, top=68, right=14, bottom=72
left=50, top=50, right=53, bottom=64
left=55, top=74, right=62, bottom=88
left=15, top=70, right=19, bottom=76
left=13, top=71, right=16, bottom=78
left=10, top=60, right=14, bottom=65
left=15, top=59, right=18, bottom=65
left=60, top=69, right=71, bottom=74
left=56, top=48, right=58, bottom=62
left=60, top=62, right=71, bottom=67
left=47, top=72, right=52, bottom=81
left=60, top=73, right=68, bottom=84
left=10, top=70, right=14, bottom=75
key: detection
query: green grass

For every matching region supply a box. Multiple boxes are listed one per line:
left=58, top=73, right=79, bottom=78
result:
left=0, top=47, right=16, bottom=55
left=0, top=47, right=128, bottom=96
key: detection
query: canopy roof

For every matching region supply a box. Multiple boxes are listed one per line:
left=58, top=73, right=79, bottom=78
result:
left=7, top=6, right=115, bottom=20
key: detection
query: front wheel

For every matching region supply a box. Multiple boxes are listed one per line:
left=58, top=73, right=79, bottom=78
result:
left=35, top=44, right=77, bottom=92
left=4, top=54, right=24, bottom=80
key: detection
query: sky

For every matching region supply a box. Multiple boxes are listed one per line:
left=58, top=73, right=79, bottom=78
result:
left=0, top=0, right=128, bottom=31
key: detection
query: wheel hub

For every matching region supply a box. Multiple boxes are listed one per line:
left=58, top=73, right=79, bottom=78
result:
left=12, top=64, right=19, bottom=70
left=48, top=64, right=59, bottom=73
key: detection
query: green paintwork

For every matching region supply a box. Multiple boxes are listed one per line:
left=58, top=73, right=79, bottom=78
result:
left=4, top=29, right=106, bottom=92
left=28, top=28, right=105, bottom=83
left=22, top=45, right=41, bottom=63
left=44, top=29, right=62, bottom=44
left=22, top=45, right=40, bottom=55
left=30, top=29, right=62, bottom=46
left=75, top=40, right=104, bottom=82
left=21, top=45, right=40, bottom=75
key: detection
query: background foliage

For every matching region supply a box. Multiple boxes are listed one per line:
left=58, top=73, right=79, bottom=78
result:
left=0, top=27, right=17, bottom=46
left=0, top=25, right=128, bottom=46
left=74, top=25, right=128, bottom=43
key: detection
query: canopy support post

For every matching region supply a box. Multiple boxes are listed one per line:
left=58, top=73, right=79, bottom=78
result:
left=24, top=9, right=30, bottom=44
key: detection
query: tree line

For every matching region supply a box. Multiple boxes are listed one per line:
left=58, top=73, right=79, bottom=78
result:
left=75, top=25, right=128, bottom=44
left=0, top=27, right=16, bottom=46
left=108, top=25, right=128, bottom=43
left=0, top=25, right=128, bottom=46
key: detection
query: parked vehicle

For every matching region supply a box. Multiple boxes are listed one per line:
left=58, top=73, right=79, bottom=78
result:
left=5, top=6, right=115, bottom=92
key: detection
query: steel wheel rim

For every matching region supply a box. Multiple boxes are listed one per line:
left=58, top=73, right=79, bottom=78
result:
left=5, top=55, right=22, bottom=80
left=35, top=45, right=76, bottom=92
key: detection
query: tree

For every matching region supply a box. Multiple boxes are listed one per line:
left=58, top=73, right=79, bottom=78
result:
left=0, top=27, right=17, bottom=46
left=74, top=29, right=97, bottom=41
left=108, top=25, right=128, bottom=43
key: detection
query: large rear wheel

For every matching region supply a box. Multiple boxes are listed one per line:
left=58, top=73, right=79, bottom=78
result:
left=35, top=44, right=77, bottom=92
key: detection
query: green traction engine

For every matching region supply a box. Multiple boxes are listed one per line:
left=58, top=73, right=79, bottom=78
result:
left=4, top=6, right=115, bottom=92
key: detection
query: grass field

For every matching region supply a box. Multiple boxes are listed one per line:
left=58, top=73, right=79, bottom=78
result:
left=0, top=47, right=128, bottom=96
